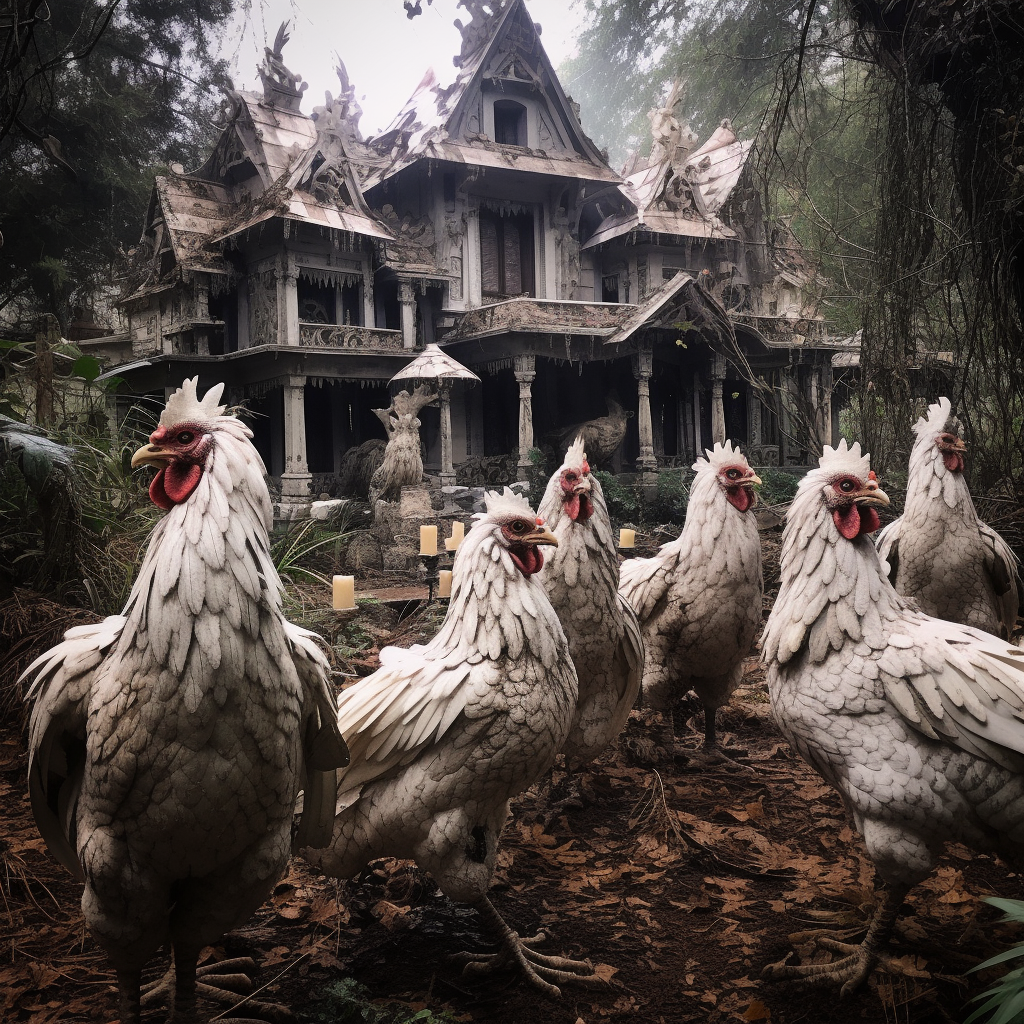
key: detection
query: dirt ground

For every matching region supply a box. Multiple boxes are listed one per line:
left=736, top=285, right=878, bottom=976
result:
left=2, top=573, right=1023, bottom=1024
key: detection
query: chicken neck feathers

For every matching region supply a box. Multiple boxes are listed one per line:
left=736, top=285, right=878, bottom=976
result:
left=765, top=458, right=1024, bottom=775
left=328, top=515, right=577, bottom=821
left=537, top=461, right=643, bottom=763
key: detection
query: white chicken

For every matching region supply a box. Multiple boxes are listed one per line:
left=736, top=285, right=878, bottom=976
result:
left=762, top=439, right=1024, bottom=994
left=537, top=437, right=643, bottom=777
left=306, top=489, right=603, bottom=997
left=875, top=397, right=1019, bottom=639
left=619, top=442, right=762, bottom=754
left=21, top=378, right=348, bottom=1024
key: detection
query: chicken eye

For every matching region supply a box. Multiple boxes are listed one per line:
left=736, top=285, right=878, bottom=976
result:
left=510, top=520, right=529, bottom=534
left=565, top=472, right=577, bottom=482
left=839, top=479, right=855, bottom=493
left=725, top=468, right=741, bottom=480
left=176, top=431, right=195, bottom=445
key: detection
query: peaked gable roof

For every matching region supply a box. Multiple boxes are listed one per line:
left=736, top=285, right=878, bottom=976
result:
left=584, top=121, right=751, bottom=248
left=365, top=0, right=619, bottom=187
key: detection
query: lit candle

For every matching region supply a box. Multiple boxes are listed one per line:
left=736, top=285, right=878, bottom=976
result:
left=419, top=524, right=438, bottom=556
left=438, top=570, right=453, bottom=598
left=332, top=574, right=356, bottom=610
left=619, top=528, right=636, bottom=549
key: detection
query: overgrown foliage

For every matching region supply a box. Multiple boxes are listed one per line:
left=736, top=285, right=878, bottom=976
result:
left=0, top=0, right=234, bottom=327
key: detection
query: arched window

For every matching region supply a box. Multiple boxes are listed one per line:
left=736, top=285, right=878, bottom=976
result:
left=493, top=100, right=527, bottom=146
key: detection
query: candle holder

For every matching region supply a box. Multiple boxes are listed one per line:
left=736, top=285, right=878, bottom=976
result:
left=421, top=553, right=441, bottom=602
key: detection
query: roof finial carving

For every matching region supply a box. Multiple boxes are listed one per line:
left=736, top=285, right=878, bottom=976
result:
left=259, top=21, right=308, bottom=111
left=453, top=0, right=504, bottom=69
left=647, top=81, right=697, bottom=170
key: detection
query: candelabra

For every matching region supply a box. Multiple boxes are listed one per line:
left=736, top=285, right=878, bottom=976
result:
left=420, top=552, right=441, bottom=602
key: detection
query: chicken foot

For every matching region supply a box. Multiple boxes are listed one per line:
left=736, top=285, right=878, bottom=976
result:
left=762, top=886, right=906, bottom=997
left=140, top=954, right=293, bottom=1023
left=452, top=896, right=606, bottom=999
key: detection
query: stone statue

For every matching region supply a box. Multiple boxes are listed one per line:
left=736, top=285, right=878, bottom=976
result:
left=368, top=385, right=438, bottom=505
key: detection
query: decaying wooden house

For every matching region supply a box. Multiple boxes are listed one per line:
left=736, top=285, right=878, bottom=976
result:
left=115, top=0, right=837, bottom=513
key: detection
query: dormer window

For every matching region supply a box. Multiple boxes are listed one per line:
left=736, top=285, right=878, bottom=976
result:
left=493, top=100, right=527, bottom=146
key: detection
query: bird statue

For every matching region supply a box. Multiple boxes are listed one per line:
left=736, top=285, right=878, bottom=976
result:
left=368, top=385, right=436, bottom=506
left=21, top=378, right=349, bottom=1024
left=875, top=397, right=1019, bottom=639
left=536, top=437, right=643, bottom=791
left=619, top=441, right=762, bottom=757
left=305, top=489, right=604, bottom=997
left=762, top=439, right=1024, bottom=994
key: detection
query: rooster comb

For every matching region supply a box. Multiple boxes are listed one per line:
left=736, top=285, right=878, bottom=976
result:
left=480, top=486, right=536, bottom=520
left=692, top=440, right=746, bottom=473
left=160, top=377, right=227, bottom=426
left=563, top=435, right=588, bottom=468
left=818, top=438, right=871, bottom=477
left=913, top=396, right=961, bottom=439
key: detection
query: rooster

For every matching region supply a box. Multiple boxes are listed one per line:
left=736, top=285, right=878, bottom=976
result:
left=619, top=442, right=762, bottom=755
left=21, top=378, right=349, bottom=1024
left=537, top=437, right=643, bottom=782
left=875, top=397, right=1019, bottom=639
left=762, top=440, right=1024, bottom=994
left=306, top=489, right=603, bottom=997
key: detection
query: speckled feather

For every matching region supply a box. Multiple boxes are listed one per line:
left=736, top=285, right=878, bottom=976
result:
left=307, top=488, right=578, bottom=905
left=21, top=378, right=348, bottom=972
left=537, top=440, right=644, bottom=766
left=876, top=398, right=1019, bottom=639
left=764, top=440, right=1024, bottom=891
left=619, top=442, right=763, bottom=718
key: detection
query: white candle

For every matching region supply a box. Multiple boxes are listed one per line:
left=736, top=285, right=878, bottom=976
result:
left=451, top=521, right=465, bottom=544
left=438, top=570, right=453, bottom=598
left=419, top=525, right=438, bottom=556
left=619, top=528, right=636, bottom=549
left=332, top=574, right=356, bottom=610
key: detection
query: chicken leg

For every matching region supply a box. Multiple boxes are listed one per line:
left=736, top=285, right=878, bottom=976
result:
left=140, top=953, right=293, bottom=1023
left=452, top=896, right=606, bottom=999
left=762, top=885, right=906, bottom=997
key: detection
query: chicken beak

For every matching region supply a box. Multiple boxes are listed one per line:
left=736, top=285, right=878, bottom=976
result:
left=747, top=472, right=762, bottom=487
left=854, top=483, right=890, bottom=507
left=524, top=525, right=558, bottom=547
left=951, top=437, right=968, bottom=453
left=573, top=480, right=592, bottom=496
left=131, top=443, right=176, bottom=469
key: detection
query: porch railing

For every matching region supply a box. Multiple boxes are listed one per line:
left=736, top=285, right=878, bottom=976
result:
left=299, top=323, right=405, bottom=351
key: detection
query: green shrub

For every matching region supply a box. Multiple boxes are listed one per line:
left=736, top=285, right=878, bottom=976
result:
left=305, top=977, right=459, bottom=1024
left=965, top=898, right=1024, bottom=1024
left=756, top=468, right=801, bottom=506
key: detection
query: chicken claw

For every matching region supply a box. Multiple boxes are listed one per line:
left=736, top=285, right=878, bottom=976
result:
left=453, top=897, right=607, bottom=998
left=762, top=889, right=903, bottom=998
left=141, top=956, right=293, bottom=1023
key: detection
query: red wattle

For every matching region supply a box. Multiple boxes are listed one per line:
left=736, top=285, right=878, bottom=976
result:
left=510, top=545, right=544, bottom=576
left=833, top=505, right=861, bottom=540
left=149, top=469, right=175, bottom=510
left=943, top=452, right=964, bottom=473
left=727, top=487, right=752, bottom=512
left=860, top=507, right=881, bottom=534
left=578, top=494, right=593, bottom=520
left=565, top=494, right=581, bottom=521
left=148, top=463, right=203, bottom=509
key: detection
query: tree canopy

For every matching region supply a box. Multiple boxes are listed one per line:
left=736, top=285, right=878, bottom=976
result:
left=0, top=0, right=233, bottom=329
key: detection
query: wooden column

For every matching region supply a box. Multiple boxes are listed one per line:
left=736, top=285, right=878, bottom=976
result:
left=277, top=256, right=299, bottom=346
left=279, top=375, right=312, bottom=516
left=692, top=371, right=703, bottom=456
left=633, top=346, right=658, bottom=473
left=399, top=281, right=417, bottom=349
left=819, top=361, right=834, bottom=446
left=711, top=352, right=727, bottom=445
left=438, top=382, right=455, bottom=488
left=514, top=354, right=536, bottom=473
left=748, top=382, right=762, bottom=447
